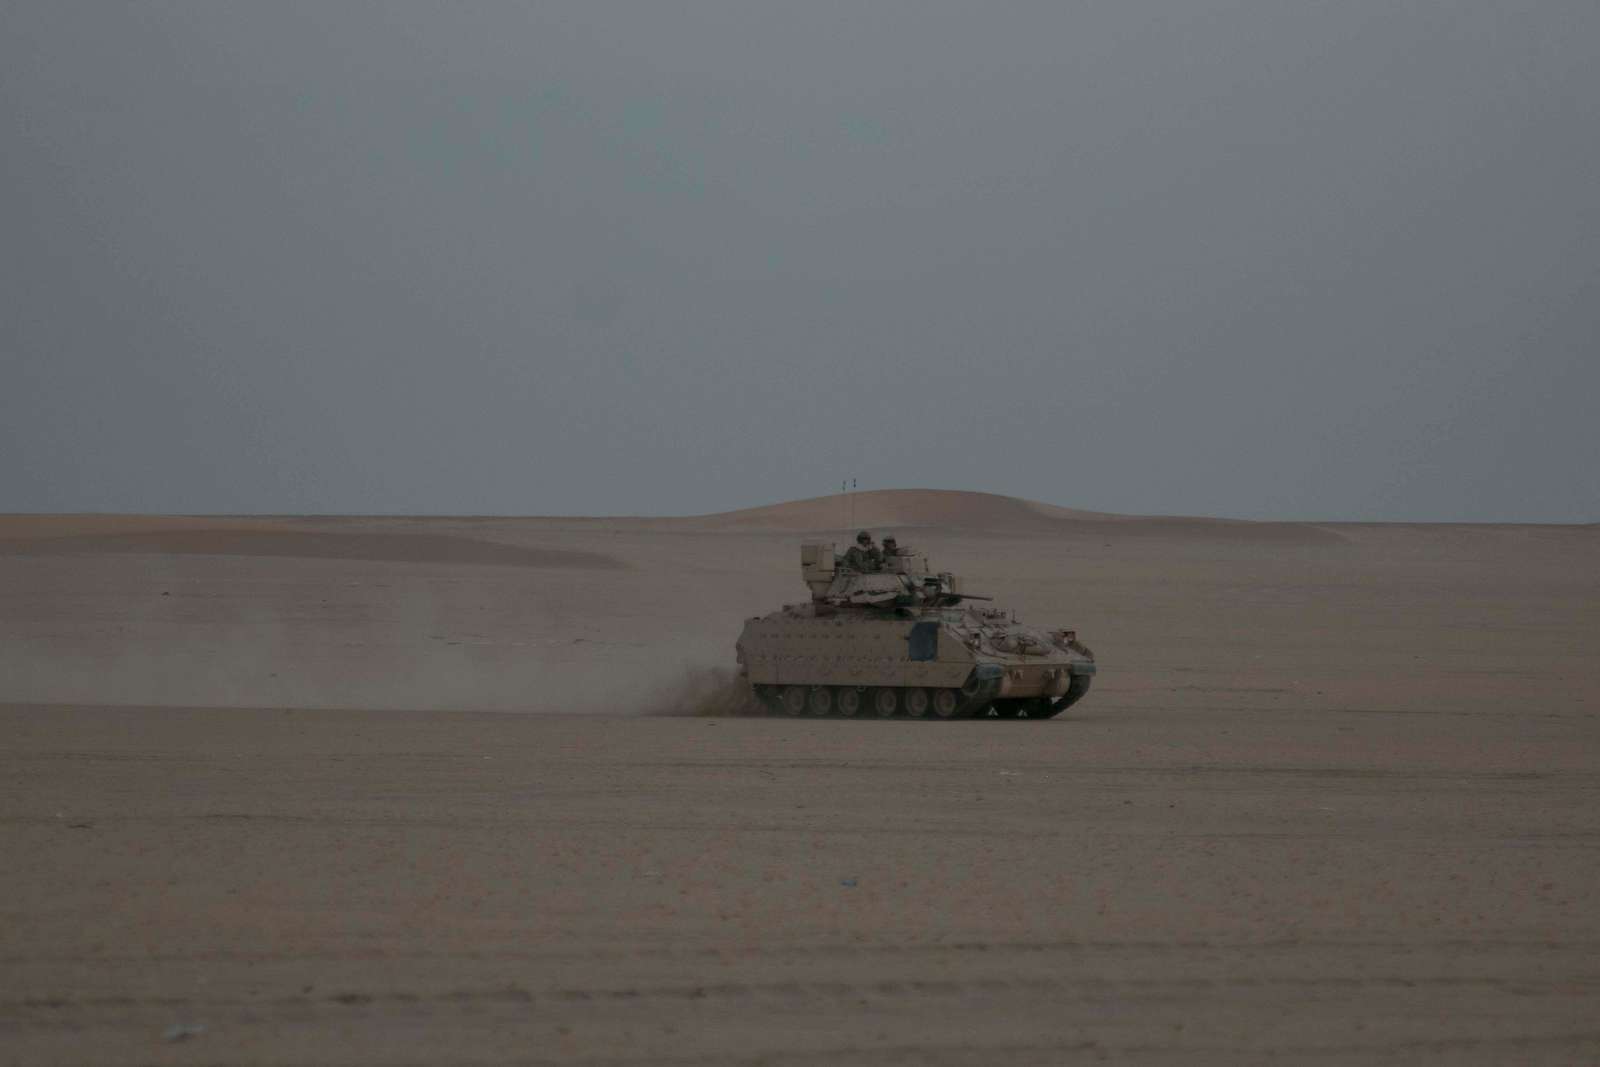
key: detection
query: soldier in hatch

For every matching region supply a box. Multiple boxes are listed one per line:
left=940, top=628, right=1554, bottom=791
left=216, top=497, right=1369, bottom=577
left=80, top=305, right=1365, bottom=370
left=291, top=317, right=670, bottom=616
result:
left=880, top=536, right=902, bottom=568
left=841, top=530, right=882, bottom=572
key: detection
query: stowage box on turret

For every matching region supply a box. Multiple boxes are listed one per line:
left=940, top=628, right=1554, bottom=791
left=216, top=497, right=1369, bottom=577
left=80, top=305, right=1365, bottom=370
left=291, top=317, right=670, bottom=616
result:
left=735, top=540, right=1096, bottom=719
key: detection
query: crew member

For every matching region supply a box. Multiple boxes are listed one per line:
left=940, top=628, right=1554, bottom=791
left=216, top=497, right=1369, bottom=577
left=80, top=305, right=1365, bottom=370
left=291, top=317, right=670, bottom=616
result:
left=842, top=530, right=882, bottom=572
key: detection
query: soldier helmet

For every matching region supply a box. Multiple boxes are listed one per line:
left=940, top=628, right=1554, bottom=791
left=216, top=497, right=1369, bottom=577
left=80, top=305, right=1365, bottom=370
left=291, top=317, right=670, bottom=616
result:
left=883, top=536, right=897, bottom=547
left=856, top=530, right=872, bottom=544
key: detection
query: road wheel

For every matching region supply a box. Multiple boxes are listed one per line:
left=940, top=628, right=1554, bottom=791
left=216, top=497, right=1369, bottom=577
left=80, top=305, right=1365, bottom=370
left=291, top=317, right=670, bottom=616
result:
left=806, top=687, right=833, bottom=716
left=780, top=686, right=808, bottom=716
left=931, top=689, right=962, bottom=719
left=835, top=688, right=862, bottom=717
left=872, top=687, right=899, bottom=717
left=903, top=687, right=931, bottom=718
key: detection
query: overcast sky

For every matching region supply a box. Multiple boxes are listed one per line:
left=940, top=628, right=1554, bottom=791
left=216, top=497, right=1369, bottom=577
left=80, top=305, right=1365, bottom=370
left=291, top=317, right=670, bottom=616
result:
left=3, top=2, right=1596, bottom=521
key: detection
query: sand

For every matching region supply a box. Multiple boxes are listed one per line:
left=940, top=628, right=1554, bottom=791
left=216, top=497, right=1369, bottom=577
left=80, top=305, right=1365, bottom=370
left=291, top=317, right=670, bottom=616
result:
left=1, top=490, right=1597, bottom=1064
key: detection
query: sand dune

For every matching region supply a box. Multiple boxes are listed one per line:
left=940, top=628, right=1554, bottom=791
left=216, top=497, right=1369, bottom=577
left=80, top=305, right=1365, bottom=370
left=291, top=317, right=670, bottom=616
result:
left=0, top=527, right=622, bottom=570
left=676, top=488, right=1346, bottom=543
left=0, top=490, right=1354, bottom=546
left=0, top=514, right=288, bottom=540
left=679, top=488, right=1107, bottom=529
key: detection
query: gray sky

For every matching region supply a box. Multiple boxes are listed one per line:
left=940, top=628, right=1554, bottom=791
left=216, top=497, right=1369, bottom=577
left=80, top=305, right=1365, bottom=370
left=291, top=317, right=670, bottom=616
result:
left=3, top=2, right=1596, bottom=522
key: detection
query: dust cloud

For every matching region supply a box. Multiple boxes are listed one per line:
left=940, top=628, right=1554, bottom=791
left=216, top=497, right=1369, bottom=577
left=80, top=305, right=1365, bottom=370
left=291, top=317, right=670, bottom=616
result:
left=638, top=666, right=762, bottom=717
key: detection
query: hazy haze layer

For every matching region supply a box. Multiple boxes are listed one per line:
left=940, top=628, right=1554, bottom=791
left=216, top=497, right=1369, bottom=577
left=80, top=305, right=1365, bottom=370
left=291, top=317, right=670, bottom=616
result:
left=3, top=2, right=1597, bottom=520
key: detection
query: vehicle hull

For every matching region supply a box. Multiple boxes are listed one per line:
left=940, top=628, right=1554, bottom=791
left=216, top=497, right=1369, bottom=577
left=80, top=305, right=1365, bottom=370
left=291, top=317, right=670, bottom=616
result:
left=736, top=606, right=1095, bottom=719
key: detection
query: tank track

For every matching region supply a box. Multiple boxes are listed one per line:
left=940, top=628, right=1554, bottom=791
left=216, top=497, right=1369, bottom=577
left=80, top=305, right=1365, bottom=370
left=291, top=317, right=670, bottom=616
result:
left=754, top=684, right=985, bottom=720
left=1031, top=673, right=1094, bottom=719
left=751, top=669, right=1091, bottom=722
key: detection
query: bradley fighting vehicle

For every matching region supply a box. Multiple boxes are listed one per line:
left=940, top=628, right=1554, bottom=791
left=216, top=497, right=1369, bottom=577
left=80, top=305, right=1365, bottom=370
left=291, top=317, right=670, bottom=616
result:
left=736, top=540, right=1095, bottom=719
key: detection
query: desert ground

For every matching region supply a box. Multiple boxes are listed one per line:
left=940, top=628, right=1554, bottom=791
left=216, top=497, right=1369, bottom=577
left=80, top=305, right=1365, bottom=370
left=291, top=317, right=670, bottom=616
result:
left=1, top=490, right=1597, bottom=1065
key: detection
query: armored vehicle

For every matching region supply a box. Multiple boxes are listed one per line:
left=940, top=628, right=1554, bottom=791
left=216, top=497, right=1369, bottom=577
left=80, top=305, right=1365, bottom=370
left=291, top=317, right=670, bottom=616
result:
left=736, top=540, right=1095, bottom=719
